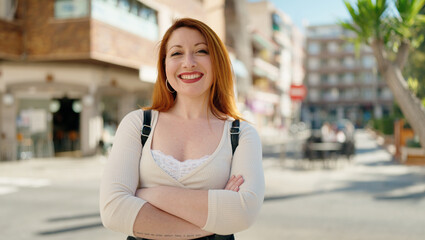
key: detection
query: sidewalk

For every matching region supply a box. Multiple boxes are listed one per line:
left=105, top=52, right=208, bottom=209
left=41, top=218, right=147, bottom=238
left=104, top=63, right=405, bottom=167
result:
left=0, top=155, right=107, bottom=182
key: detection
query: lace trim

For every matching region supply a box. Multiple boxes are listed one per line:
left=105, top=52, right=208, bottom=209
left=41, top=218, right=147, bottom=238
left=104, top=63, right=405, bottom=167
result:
left=151, top=150, right=210, bottom=180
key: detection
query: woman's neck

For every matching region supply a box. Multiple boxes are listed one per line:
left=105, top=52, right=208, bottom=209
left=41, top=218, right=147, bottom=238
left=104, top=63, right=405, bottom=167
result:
left=170, top=95, right=211, bottom=120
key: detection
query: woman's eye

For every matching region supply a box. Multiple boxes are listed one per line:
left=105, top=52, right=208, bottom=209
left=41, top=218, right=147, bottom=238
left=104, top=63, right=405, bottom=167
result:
left=171, top=52, right=182, bottom=57
left=198, top=49, right=209, bottom=54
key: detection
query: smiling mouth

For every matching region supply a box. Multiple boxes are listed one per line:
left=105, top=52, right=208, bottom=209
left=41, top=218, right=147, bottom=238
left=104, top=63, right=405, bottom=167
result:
left=178, top=73, right=204, bottom=83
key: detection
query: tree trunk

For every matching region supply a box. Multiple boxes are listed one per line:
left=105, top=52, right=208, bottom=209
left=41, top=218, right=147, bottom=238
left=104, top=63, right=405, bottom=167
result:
left=384, top=66, right=425, bottom=148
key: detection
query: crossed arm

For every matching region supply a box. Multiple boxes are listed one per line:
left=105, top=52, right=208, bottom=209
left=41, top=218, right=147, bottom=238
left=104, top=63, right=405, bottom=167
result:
left=132, top=175, right=244, bottom=239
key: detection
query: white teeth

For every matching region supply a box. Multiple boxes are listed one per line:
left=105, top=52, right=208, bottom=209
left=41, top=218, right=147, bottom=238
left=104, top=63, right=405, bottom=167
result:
left=180, top=74, right=201, bottom=80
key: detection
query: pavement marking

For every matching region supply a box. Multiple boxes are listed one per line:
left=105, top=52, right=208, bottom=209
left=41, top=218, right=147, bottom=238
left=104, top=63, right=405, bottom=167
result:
left=0, top=186, right=18, bottom=195
left=0, top=177, right=51, bottom=187
left=0, top=177, right=51, bottom=196
left=376, top=183, right=425, bottom=199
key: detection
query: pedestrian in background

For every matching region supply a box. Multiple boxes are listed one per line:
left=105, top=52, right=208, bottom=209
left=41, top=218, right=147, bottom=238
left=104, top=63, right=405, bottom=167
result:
left=100, top=18, right=265, bottom=240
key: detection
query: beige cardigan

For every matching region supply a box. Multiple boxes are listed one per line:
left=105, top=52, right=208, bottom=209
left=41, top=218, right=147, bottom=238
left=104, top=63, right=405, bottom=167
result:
left=100, top=110, right=264, bottom=236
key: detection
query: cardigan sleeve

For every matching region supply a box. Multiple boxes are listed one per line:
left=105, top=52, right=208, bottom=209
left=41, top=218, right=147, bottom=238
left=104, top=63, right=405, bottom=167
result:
left=202, top=122, right=265, bottom=234
left=99, top=110, right=147, bottom=236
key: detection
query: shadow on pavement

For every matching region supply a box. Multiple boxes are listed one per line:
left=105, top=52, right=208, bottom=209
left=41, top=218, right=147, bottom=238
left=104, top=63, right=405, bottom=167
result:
left=264, top=190, right=326, bottom=202
left=37, top=222, right=103, bottom=235
left=375, top=191, right=425, bottom=201
left=38, top=212, right=103, bottom=235
left=330, top=171, right=425, bottom=202
left=360, top=159, right=398, bottom=167
left=48, top=212, right=100, bottom=222
left=355, top=147, right=381, bottom=155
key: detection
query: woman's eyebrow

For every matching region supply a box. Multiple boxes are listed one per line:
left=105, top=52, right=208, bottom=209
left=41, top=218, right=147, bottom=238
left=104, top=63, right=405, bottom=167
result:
left=168, top=42, right=207, bottom=51
left=195, top=42, right=207, bottom=46
left=168, top=45, right=182, bottom=52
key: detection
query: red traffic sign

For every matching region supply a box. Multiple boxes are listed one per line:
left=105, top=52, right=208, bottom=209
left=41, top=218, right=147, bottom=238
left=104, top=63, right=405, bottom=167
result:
left=289, top=84, right=307, bottom=101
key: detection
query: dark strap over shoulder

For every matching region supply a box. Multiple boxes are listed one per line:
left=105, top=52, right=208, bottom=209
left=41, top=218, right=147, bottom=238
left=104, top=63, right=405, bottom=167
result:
left=230, top=119, right=240, bottom=155
left=140, top=111, right=240, bottom=155
left=141, top=110, right=152, bottom=147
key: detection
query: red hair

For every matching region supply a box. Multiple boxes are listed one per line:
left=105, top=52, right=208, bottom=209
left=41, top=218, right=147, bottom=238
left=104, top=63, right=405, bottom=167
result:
left=147, top=18, right=242, bottom=120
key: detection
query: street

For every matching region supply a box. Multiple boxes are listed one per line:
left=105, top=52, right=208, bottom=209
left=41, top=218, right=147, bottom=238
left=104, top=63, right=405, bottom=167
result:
left=237, top=130, right=425, bottom=240
left=1, top=130, right=425, bottom=240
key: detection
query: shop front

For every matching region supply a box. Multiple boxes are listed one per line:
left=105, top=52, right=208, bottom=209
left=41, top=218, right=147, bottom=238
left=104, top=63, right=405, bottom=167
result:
left=4, top=81, right=90, bottom=160
left=0, top=62, right=154, bottom=161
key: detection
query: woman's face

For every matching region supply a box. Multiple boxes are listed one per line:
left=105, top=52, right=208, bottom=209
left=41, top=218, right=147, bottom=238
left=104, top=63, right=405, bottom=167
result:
left=165, top=27, right=213, bottom=99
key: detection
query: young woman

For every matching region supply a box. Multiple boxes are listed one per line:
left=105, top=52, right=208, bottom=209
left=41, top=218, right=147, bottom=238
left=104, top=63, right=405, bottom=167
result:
left=100, top=18, right=264, bottom=240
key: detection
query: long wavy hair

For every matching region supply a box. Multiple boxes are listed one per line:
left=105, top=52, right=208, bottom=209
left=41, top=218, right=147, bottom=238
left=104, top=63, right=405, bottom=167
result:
left=147, top=18, right=242, bottom=121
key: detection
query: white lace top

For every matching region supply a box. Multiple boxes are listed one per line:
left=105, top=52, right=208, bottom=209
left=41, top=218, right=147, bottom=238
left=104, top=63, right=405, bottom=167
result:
left=151, top=150, right=210, bottom=180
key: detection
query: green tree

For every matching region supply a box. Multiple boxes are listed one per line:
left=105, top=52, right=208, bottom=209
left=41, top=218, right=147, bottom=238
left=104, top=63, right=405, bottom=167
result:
left=341, top=0, right=425, bottom=148
left=405, top=6, right=425, bottom=101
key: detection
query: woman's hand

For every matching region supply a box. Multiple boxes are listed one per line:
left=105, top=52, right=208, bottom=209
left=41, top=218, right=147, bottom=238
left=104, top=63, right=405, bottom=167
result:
left=224, top=175, right=244, bottom=192
left=135, top=188, right=149, bottom=199
left=135, top=174, right=245, bottom=198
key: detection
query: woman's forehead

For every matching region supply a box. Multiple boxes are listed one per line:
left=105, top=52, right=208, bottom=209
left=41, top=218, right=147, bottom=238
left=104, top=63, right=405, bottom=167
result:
left=166, top=27, right=207, bottom=49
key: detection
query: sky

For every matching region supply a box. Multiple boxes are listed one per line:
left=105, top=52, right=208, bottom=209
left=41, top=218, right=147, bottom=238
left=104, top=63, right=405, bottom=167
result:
left=249, top=0, right=357, bottom=32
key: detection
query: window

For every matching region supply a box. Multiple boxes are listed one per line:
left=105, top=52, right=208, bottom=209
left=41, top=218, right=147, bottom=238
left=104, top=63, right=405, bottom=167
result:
left=320, top=43, right=327, bottom=53
left=138, top=2, right=157, bottom=24
left=340, top=90, right=349, bottom=100
left=328, top=74, right=338, bottom=84
left=309, top=89, right=320, bottom=101
left=308, top=58, right=320, bottom=70
left=362, top=55, right=375, bottom=68
left=91, top=0, right=159, bottom=40
left=117, top=0, right=130, bottom=11
left=344, top=89, right=358, bottom=99
left=308, top=42, right=320, bottom=54
left=362, top=72, right=374, bottom=83
left=55, top=0, right=89, bottom=19
left=130, top=0, right=138, bottom=15
left=343, top=57, right=355, bottom=68
left=379, top=88, right=393, bottom=100
left=343, top=73, right=354, bottom=84
left=362, top=88, right=374, bottom=100
left=308, top=74, right=320, bottom=85
left=272, top=13, right=282, bottom=31
left=329, top=59, right=339, bottom=67
left=327, top=42, right=339, bottom=52
left=343, top=43, right=354, bottom=52
left=320, top=59, right=328, bottom=68
left=321, top=74, right=329, bottom=84
left=323, top=88, right=339, bottom=101
left=0, top=0, right=16, bottom=20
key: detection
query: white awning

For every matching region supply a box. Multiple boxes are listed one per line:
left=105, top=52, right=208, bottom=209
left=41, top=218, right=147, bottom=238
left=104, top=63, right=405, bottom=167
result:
left=231, top=58, right=249, bottom=78
left=139, top=65, right=157, bottom=83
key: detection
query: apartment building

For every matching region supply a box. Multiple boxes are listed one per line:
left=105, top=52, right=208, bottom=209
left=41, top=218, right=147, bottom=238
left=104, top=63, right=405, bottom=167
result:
left=302, top=24, right=393, bottom=129
left=0, top=0, right=224, bottom=160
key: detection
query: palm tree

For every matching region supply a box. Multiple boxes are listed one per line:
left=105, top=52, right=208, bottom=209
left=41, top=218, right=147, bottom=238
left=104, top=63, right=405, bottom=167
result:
left=341, top=0, right=425, bottom=148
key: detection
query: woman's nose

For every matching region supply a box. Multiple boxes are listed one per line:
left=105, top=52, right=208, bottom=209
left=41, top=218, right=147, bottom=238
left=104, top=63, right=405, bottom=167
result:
left=182, top=54, right=196, bottom=68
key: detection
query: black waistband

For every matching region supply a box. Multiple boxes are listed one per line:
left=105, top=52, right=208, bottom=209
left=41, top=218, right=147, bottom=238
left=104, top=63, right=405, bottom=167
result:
left=128, top=234, right=234, bottom=240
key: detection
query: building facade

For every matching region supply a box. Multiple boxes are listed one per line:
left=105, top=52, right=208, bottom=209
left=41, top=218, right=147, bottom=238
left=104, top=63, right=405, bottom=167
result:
left=245, top=0, right=304, bottom=136
left=302, top=24, right=394, bottom=129
left=0, top=0, right=223, bottom=160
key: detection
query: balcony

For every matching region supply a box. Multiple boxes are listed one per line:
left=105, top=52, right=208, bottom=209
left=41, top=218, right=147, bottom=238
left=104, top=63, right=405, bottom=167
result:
left=91, top=0, right=159, bottom=41
left=307, top=65, right=374, bottom=74
left=307, top=82, right=377, bottom=89
left=3, top=0, right=159, bottom=69
left=253, top=57, right=279, bottom=82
